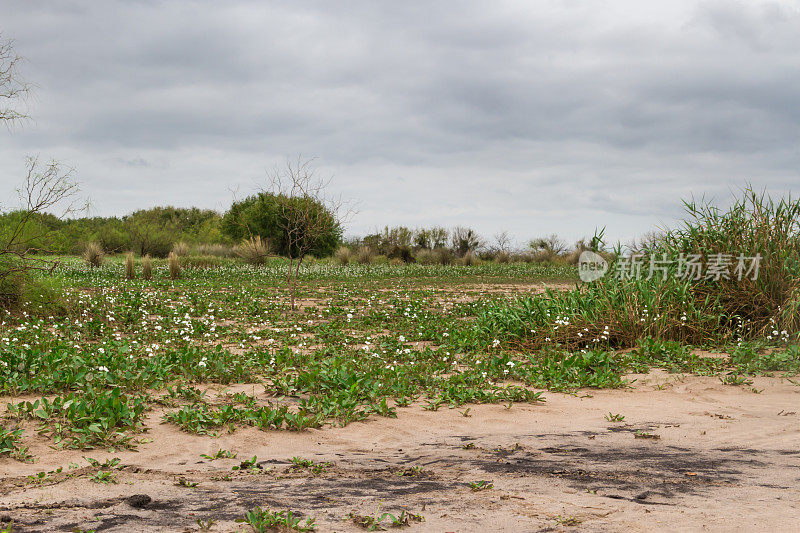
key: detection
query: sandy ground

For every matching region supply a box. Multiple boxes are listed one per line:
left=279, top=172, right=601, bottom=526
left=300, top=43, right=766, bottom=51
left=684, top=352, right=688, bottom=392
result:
left=1, top=371, right=799, bottom=532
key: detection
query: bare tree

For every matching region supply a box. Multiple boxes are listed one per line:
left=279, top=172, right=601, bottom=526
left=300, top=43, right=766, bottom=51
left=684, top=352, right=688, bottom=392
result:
left=0, top=39, right=81, bottom=306
left=493, top=231, right=511, bottom=253
left=0, top=36, right=30, bottom=126
left=0, top=158, right=81, bottom=294
left=263, top=157, right=348, bottom=311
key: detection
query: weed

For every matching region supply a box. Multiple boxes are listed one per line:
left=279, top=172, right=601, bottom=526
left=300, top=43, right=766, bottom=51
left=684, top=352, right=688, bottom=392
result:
left=89, top=470, right=117, bottom=484
left=201, top=449, right=237, bottom=460
left=237, top=507, right=316, bottom=532
left=469, top=480, right=494, bottom=491
left=83, top=242, right=104, bottom=268
left=168, top=251, right=181, bottom=279
left=141, top=254, right=152, bottom=280
left=124, top=252, right=135, bottom=280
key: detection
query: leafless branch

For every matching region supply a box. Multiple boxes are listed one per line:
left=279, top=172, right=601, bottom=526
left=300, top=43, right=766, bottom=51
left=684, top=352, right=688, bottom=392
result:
left=0, top=36, right=31, bottom=127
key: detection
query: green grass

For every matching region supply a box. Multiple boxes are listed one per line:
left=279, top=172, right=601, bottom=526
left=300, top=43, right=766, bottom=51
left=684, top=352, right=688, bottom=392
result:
left=0, top=218, right=798, bottom=459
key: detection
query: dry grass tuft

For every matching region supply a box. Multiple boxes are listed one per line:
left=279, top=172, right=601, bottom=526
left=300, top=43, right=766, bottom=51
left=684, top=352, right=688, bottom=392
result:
left=124, top=252, right=135, bottom=280
left=356, top=246, right=374, bottom=265
left=171, top=241, right=190, bottom=256
left=461, top=250, right=479, bottom=266
left=335, top=246, right=352, bottom=265
left=168, top=251, right=181, bottom=279
left=236, top=236, right=270, bottom=266
left=83, top=242, right=104, bottom=269
left=142, top=255, right=152, bottom=280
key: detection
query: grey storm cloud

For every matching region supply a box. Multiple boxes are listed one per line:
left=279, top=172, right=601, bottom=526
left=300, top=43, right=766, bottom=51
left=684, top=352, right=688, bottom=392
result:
left=1, top=0, right=799, bottom=245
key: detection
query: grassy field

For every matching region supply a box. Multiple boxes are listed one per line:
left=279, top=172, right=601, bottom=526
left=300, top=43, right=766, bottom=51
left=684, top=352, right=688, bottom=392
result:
left=1, top=255, right=799, bottom=531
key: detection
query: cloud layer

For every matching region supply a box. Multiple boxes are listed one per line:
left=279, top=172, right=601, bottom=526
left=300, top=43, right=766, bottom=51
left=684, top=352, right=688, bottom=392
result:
left=2, top=0, right=799, bottom=245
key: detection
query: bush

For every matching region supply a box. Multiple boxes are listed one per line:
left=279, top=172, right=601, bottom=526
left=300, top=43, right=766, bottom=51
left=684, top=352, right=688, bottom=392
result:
left=222, top=193, right=341, bottom=258
left=0, top=269, right=23, bottom=309
left=434, top=248, right=453, bottom=265
left=415, top=249, right=436, bottom=265
left=387, top=245, right=415, bottom=263
left=451, top=227, right=483, bottom=257
left=335, top=246, right=352, bottom=265
left=356, top=246, right=374, bottom=265
left=236, top=236, right=271, bottom=266
left=496, top=251, right=510, bottom=263
left=20, top=277, right=69, bottom=316
left=510, top=252, right=533, bottom=263
left=461, top=250, right=479, bottom=266
left=181, top=255, right=224, bottom=269
left=83, top=242, right=104, bottom=268
left=193, top=243, right=236, bottom=257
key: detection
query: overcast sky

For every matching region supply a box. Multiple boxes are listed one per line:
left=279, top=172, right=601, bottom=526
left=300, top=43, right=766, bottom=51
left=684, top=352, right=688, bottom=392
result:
left=2, top=0, right=799, bottom=246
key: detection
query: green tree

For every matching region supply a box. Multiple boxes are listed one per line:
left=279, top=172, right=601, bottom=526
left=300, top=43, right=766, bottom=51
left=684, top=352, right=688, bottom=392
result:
left=222, top=193, right=341, bottom=259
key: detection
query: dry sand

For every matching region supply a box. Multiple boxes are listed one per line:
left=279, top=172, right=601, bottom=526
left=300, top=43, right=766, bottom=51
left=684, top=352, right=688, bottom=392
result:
left=1, top=371, right=799, bottom=532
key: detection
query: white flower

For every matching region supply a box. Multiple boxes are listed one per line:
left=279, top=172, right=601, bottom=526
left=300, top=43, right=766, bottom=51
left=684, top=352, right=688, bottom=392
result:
left=98, top=366, right=109, bottom=372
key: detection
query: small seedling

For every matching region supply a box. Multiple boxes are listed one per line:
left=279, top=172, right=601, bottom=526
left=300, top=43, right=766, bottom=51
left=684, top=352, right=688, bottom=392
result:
left=556, top=515, right=582, bottom=526
left=290, top=457, right=331, bottom=475
left=201, top=449, right=237, bottom=460
left=469, top=480, right=493, bottom=491
left=237, top=507, right=316, bottom=532
left=196, top=518, right=216, bottom=531
left=89, top=471, right=118, bottom=484
left=233, top=455, right=262, bottom=471
left=605, top=412, right=625, bottom=422
left=396, top=465, right=423, bottom=477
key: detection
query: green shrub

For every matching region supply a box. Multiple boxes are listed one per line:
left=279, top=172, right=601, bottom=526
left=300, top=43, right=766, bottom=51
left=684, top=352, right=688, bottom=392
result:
left=222, top=193, right=341, bottom=258
left=20, top=277, right=69, bottom=316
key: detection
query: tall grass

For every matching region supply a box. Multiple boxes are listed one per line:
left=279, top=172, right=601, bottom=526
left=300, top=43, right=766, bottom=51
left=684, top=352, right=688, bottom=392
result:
left=142, top=254, right=152, bottom=280
left=334, top=246, right=352, bottom=265
left=82, top=242, right=104, bottom=269
left=168, top=252, right=181, bottom=279
left=236, top=236, right=270, bottom=266
left=193, top=243, right=237, bottom=257
left=479, top=188, right=800, bottom=349
left=124, top=253, right=135, bottom=280
left=356, top=246, right=374, bottom=265
left=171, top=241, right=190, bottom=256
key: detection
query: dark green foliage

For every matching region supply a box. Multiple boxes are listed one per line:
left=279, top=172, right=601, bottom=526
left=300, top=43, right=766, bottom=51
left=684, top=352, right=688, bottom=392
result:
left=0, top=207, right=228, bottom=257
left=222, top=193, right=341, bottom=258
